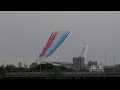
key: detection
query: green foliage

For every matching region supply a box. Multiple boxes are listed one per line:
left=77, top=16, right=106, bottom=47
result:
left=59, top=66, right=74, bottom=72
left=5, top=64, right=15, bottom=70
left=0, top=65, right=4, bottom=72
left=0, top=75, right=3, bottom=79
left=0, top=63, right=73, bottom=73
left=35, top=63, right=63, bottom=71
left=48, top=70, right=65, bottom=79
left=0, top=65, right=5, bottom=78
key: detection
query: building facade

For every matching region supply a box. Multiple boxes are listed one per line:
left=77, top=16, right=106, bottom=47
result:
left=30, top=63, right=37, bottom=68
left=24, top=64, right=28, bottom=69
left=73, top=57, right=85, bottom=70
left=18, top=62, right=22, bottom=68
left=88, top=61, right=97, bottom=67
left=89, top=63, right=104, bottom=72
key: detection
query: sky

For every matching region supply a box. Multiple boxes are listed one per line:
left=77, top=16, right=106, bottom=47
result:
left=0, top=11, right=120, bottom=66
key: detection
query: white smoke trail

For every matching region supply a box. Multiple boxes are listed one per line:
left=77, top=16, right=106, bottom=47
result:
left=80, top=44, right=88, bottom=58
left=84, top=44, right=88, bottom=58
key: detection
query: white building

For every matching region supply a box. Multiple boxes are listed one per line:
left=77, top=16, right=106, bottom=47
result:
left=98, top=63, right=104, bottom=72
left=89, top=63, right=104, bottom=72
left=89, top=65, right=97, bottom=72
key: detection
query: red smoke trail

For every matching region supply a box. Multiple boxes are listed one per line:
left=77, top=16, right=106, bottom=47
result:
left=39, top=32, right=54, bottom=57
left=42, top=32, right=58, bottom=56
left=39, top=32, right=58, bottom=58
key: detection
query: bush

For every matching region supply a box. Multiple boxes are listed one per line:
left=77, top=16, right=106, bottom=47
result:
left=0, top=75, right=3, bottom=79
left=48, top=70, right=65, bottom=79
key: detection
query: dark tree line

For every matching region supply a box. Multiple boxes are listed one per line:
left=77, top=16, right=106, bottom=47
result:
left=0, top=63, right=74, bottom=79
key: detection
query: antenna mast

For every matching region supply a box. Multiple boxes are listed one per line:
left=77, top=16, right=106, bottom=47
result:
left=105, top=52, right=106, bottom=66
left=114, top=56, right=115, bottom=65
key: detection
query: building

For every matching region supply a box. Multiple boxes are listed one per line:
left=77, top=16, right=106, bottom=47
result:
left=59, top=63, right=73, bottom=69
left=89, top=65, right=98, bottom=72
left=98, top=63, right=104, bottom=72
left=104, top=65, right=113, bottom=72
left=110, top=64, right=120, bottom=72
left=73, top=57, right=85, bottom=70
left=88, top=61, right=97, bottom=67
left=30, top=63, right=37, bottom=68
left=88, top=62, right=104, bottom=72
left=51, top=62, right=73, bottom=69
left=23, top=64, right=28, bottom=69
left=18, top=62, right=22, bottom=68
left=88, top=63, right=104, bottom=72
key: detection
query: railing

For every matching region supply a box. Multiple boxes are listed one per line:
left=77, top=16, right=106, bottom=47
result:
left=4, top=69, right=120, bottom=79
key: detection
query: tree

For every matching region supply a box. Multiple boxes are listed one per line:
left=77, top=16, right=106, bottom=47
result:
left=48, top=66, right=65, bottom=79
left=0, top=75, right=3, bottom=79
left=5, top=64, right=15, bottom=70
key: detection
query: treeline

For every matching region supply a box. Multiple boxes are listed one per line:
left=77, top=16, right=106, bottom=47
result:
left=32, top=63, right=74, bottom=72
left=0, top=63, right=74, bottom=79
left=0, top=63, right=74, bottom=73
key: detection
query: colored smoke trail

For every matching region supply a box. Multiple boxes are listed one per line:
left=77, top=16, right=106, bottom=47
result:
left=39, top=32, right=54, bottom=57
left=46, top=32, right=65, bottom=57
left=46, top=31, right=70, bottom=57
left=39, top=32, right=58, bottom=58
left=39, top=31, right=70, bottom=60
left=44, top=31, right=64, bottom=58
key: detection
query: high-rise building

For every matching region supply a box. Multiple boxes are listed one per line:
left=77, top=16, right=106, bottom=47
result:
left=73, top=57, right=85, bottom=70
left=18, top=62, right=22, bottom=68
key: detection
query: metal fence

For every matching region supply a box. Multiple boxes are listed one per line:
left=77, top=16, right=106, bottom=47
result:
left=4, top=69, right=120, bottom=79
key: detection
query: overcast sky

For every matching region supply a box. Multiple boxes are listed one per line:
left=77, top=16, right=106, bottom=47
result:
left=0, top=11, right=120, bottom=66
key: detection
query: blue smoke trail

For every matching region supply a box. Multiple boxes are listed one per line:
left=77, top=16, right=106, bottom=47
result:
left=46, top=31, right=70, bottom=58
left=46, top=31, right=68, bottom=57
left=50, top=31, right=70, bottom=56
left=46, top=32, right=67, bottom=57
